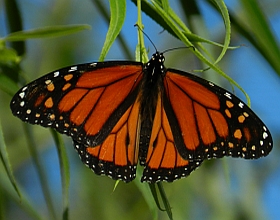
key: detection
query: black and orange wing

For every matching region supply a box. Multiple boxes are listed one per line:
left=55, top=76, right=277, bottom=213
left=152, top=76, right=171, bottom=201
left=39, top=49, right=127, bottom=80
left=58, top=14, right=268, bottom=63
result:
left=163, top=69, right=273, bottom=161
left=73, top=98, right=141, bottom=182
left=10, top=61, right=143, bottom=147
left=140, top=95, right=202, bottom=183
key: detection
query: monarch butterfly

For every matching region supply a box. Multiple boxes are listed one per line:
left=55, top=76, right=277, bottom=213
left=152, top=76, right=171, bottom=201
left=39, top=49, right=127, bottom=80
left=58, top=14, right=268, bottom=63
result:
left=10, top=50, right=273, bottom=183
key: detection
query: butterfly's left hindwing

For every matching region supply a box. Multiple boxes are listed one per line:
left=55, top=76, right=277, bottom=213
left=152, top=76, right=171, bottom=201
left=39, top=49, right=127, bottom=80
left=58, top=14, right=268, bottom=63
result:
left=10, top=62, right=143, bottom=146
left=140, top=95, right=202, bottom=182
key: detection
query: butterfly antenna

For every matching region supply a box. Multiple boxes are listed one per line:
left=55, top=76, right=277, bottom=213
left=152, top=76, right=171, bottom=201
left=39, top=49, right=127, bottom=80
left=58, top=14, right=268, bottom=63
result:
left=134, top=24, right=157, bottom=52
left=162, top=46, right=195, bottom=54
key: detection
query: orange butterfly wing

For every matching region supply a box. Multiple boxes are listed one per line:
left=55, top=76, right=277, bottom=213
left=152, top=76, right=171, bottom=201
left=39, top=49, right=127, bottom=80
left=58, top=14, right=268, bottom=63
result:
left=73, top=99, right=141, bottom=182
left=163, top=69, right=273, bottom=161
left=141, top=95, right=202, bottom=182
left=10, top=62, right=143, bottom=147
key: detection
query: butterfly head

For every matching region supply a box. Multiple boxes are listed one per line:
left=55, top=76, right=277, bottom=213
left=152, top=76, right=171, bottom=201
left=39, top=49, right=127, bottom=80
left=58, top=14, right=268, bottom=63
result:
left=144, top=52, right=166, bottom=78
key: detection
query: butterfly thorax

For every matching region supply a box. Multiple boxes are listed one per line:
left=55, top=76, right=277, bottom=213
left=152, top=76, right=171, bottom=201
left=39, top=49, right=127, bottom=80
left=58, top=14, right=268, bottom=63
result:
left=139, top=52, right=166, bottom=123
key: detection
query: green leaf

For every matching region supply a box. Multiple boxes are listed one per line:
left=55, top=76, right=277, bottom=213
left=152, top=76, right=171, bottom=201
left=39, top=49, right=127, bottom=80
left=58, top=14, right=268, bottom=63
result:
left=134, top=168, right=158, bottom=219
left=0, top=46, right=21, bottom=64
left=0, top=120, right=21, bottom=199
left=182, top=31, right=239, bottom=49
left=4, top=0, right=25, bottom=55
left=50, top=130, right=70, bottom=220
left=99, top=0, right=126, bottom=61
left=147, top=183, right=173, bottom=220
left=23, top=124, right=57, bottom=219
left=0, top=177, right=43, bottom=220
left=131, top=0, right=179, bottom=39
left=3, top=24, right=91, bottom=41
left=148, top=184, right=165, bottom=211
left=157, top=183, right=173, bottom=220
left=0, top=73, right=20, bottom=96
left=240, top=0, right=280, bottom=75
left=93, top=0, right=134, bottom=60
left=209, top=0, right=231, bottom=64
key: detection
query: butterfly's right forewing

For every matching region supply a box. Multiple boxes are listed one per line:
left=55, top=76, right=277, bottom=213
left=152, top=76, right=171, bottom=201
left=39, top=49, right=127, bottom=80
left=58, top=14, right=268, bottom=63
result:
left=10, top=62, right=144, bottom=147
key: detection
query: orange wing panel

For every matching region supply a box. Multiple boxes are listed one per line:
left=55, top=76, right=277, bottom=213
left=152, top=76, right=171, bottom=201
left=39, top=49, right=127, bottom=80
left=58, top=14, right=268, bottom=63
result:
left=164, top=77, right=200, bottom=150
left=57, top=64, right=142, bottom=140
left=98, top=135, right=115, bottom=161
left=75, top=98, right=140, bottom=182
left=84, top=73, right=141, bottom=136
left=77, top=65, right=142, bottom=87
left=208, top=109, right=229, bottom=138
left=165, top=72, right=220, bottom=108
left=146, top=96, right=184, bottom=169
left=194, top=102, right=216, bottom=145
left=70, top=88, right=105, bottom=125
left=59, top=88, right=88, bottom=112
left=142, top=95, right=202, bottom=182
left=164, top=71, right=228, bottom=151
left=92, top=100, right=140, bottom=166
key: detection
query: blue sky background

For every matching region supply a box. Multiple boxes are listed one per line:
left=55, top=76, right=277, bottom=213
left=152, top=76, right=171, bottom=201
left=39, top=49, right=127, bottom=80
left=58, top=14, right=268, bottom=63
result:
left=1, top=0, right=280, bottom=219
